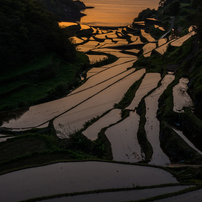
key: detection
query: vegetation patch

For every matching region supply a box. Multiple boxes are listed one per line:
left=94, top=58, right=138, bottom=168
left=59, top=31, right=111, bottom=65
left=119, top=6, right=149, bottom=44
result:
left=136, top=100, right=153, bottom=162
left=160, top=121, right=202, bottom=164
left=149, top=25, right=165, bottom=39
left=166, top=166, right=202, bottom=183
left=0, top=135, right=49, bottom=162
left=87, top=51, right=118, bottom=68
left=114, top=74, right=145, bottom=109
left=0, top=119, right=110, bottom=174
left=0, top=151, right=95, bottom=176
left=18, top=183, right=196, bottom=202
left=132, top=185, right=202, bottom=202
left=0, top=0, right=76, bottom=71
left=133, top=8, right=156, bottom=22
left=92, top=129, right=113, bottom=160
left=0, top=52, right=89, bottom=112
left=181, top=108, right=202, bottom=149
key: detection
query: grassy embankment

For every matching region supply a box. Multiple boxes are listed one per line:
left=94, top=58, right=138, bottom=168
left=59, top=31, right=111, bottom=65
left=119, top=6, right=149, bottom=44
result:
left=0, top=52, right=89, bottom=112
left=156, top=36, right=202, bottom=164
left=0, top=116, right=113, bottom=175
left=134, top=37, right=202, bottom=165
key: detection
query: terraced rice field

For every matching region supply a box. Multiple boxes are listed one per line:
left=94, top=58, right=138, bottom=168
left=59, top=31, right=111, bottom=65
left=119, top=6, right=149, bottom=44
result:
left=0, top=22, right=199, bottom=164
left=0, top=20, right=201, bottom=202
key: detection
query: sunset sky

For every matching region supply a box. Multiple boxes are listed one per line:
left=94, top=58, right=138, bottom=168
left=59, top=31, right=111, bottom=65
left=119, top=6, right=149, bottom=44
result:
left=80, top=0, right=160, bottom=26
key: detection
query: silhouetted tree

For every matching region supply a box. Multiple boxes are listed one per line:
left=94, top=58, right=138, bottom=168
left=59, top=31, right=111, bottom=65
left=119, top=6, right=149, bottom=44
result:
left=192, top=0, right=202, bottom=43
left=168, top=0, right=181, bottom=16
left=159, top=0, right=174, bottom=7
left=0, top=0, right=76, bottom=72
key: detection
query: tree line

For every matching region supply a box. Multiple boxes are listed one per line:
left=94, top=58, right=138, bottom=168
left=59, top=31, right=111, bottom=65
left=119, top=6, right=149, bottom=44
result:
left=0, top=0, right=76, bottom=72
left=158, top=0, right=202, bottom=43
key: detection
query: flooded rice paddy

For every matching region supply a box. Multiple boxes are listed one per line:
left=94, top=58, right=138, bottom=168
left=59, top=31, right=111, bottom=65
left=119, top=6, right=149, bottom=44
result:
left=145, top=75, right=175, bottom=165
left=106, top=111, right=143, bottom=162
left=83, top=109, right=122, bottom=140
left=1, top=8, right=202, bottom=202
left=155, top=188, right=202, bottom=202
left=1, top=19, right=199, bottom=166
left=42, top=186, right=193, bottom=202
left=127, top=73, right=161, bottom=110
left=141, top=29, right=156, bottom=42
left=55, top=68, right=144, bottom=137
left=0, top=161, right=178, bottom=202
left=143, top=43, right=156, bottom=57
left=86, top=54, right=108, bottom=64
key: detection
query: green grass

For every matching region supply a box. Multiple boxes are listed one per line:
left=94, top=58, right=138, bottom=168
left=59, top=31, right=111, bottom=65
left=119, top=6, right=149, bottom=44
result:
left=0, top=52, right=89, bottom=112
left=133, top=52, right=166, bottom=76
left=0, top=53, right=55, bottom=82
left=130, top=185, right=202, bottom=202
left=0, top=151, right=96, bottom=176
left=0, top=129, right=100, bottom=175
left=182, top=108, right=202, bottom=146
left=157, top=76, right=179, bottom=123
left=0, top=103, right=112, bottom=174
left=167, top=166, right=202, bottom=182
left=18, top=183, right=199, bottom=202
left=165, top=36, right=194, bottom=64
left=160, top=121, right=202, bottom=164
left=0, top=135, right=49, bottom=162
left=136, top=100, right=153, bottom=162
left=114, top=74, right=145, bottom=109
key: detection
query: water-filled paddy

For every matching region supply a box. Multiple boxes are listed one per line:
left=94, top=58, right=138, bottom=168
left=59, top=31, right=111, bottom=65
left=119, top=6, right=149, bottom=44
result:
left=158, top=38, right=167, bottom=47
left=54, top=69, right=145, bottom=135
left=58, top=22, right=78, bottom=28
left=86, top=67, right=108, bottom=78
left=1, top=58, right=135, bottom=129
left=155, top=188, right=202, bottom=202
left=41, top=186, right=192, bottom=202
left=127, top=73, right=160, bottom=110
left=86, top=54, right=108, bottom=64
left=145, top=74, right=175, bottom=165
left=1, top=6, right=198, bottom=169
left=171, top=31, right=196, bottom=47
left=0, top=161, right=178, bottom=202
left=143, top=43, right=156, bottom=57
left=83, top=109, right=121, bottom=140
left=141, top=30, right=156, bottom=42
left=106, top=111, right=143, bottom=162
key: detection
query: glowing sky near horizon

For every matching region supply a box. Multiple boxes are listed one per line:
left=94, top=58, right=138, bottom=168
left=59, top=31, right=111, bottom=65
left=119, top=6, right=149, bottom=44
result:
left=80, top=0, right=160, bottom=26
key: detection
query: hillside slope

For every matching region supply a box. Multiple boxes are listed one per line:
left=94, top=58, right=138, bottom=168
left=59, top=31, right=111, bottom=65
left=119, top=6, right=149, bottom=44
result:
left=38, top=0, right=86, bottom=22
left=0, top=0, right=89, bottom=112
left=0, top=0, right=77, bottom=72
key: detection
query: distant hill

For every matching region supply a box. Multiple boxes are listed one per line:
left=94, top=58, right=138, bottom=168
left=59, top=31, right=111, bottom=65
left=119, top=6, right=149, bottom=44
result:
left=38, top=0, right=87, bottom=22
